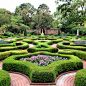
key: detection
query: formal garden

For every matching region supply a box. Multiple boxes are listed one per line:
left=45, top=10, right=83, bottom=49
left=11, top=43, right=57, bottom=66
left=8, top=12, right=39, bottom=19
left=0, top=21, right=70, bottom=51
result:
left=0, top=0, right=86, bottom=86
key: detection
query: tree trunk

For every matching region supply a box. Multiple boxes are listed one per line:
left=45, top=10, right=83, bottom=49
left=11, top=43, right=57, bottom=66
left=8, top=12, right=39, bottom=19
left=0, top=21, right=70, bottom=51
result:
left=77, top=29, right=79, bottom=36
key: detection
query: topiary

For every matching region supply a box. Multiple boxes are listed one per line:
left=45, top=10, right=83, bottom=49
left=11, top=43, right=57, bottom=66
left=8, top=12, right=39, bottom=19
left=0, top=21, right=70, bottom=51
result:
left=58, top=28, right=60, bottom=36
left=3, top=32, right=14, bottom=37
left=24, top=28, right=27, bottom=36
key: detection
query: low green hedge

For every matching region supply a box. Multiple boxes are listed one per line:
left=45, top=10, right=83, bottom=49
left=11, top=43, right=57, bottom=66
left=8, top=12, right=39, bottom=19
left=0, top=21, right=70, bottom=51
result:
left=0, top=70, right=11, bottom=86
left=4, top=38, right=23, bottom=43
left=58, top=49, right=86, bottom=60
left=22, top=39, right=38, bottom=45
left=70, top=42, right=86, bottom=47
left=0, top=43, right=16, bottom=47
left=0, top=42, right=29, bottom=52
left=2, top=51, right=83, bottom=83
left=0, top=36, right=8, bottom=38
left=0, top=50, right=28, bottom=60
left=57, top=42, right=86, bottom=51
left=74, top=69, right=86, bottom=86
left=47, top=39, right=63, bottom=45
left=27, top=41, right=58, bottom=53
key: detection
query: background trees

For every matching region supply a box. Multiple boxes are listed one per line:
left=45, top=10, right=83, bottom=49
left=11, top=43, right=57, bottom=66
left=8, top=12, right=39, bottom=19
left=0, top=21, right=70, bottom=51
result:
left=0, top=1, right=86, bottom=35
left=55, top=0, right=86, bottom=35
left=31, top=4, right=53, bottom=29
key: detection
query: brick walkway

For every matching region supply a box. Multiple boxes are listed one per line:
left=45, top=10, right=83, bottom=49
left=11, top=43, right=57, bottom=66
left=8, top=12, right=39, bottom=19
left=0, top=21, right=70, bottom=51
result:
left=9, top=73, right=30, bottom=86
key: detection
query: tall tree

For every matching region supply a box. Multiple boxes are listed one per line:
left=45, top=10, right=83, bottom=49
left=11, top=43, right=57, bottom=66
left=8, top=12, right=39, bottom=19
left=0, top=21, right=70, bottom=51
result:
left=32, top=12, right=53, bottom=29
left=19, top=3, right=36, bottom=16
left=11, top=16, right=23, bottom=25
left=38, top=4, right=51, bottom=13
left=0, top=9, right=11, bottom=27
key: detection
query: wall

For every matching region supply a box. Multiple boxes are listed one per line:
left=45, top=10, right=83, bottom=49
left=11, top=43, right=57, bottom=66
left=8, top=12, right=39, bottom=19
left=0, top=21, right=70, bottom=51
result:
left=26, top=29, right=59, bottom=35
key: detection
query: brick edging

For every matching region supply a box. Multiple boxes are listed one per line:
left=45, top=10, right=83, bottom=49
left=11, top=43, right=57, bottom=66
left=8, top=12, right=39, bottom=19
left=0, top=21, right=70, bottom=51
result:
left=7, top=70, right=78, bottom=85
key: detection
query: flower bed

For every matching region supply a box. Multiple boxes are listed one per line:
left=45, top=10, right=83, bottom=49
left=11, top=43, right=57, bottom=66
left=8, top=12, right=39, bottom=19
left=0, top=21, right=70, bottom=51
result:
left=20, top=55, right=68, bottom=67
left=73, top=41, right=86, bottom=44
left=0, top=41, right=9, bottom=44
left=2, top=51, right=83, bottom=83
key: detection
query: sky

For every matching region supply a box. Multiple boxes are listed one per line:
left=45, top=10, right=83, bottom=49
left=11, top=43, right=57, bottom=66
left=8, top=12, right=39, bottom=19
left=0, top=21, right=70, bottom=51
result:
left=0, top=0, right=58, bottom=14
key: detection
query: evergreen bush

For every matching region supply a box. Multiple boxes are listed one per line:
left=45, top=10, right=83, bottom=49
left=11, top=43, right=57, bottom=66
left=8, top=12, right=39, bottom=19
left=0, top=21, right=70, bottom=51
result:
left=58, top=28, right=60, bottom=36
left=24, top=28, right=27, bottom=36
left=3, top=32, right=14, bottom=37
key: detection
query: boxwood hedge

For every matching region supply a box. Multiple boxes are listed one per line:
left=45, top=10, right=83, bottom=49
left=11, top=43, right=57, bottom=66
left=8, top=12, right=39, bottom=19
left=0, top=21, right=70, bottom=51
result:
left=2, top=51, right=83, bottom=83
left=0, top=42, right=29, bottom=52
left=0, top=50, right=28, bottom=60
left=74, top=69, right=86, bottom=86
left=0, top=70, right=11, bottom=86
left=58, top=49, right=86, bottom=60
left=57, top=42, right=86, bottom=51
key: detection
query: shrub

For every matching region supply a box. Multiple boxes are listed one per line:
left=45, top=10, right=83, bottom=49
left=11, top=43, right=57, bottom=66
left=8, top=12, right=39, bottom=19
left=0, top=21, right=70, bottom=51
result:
left=3, top=32, right=14, bottom=37
left=74, top=69, right=86, bottom=86
left=30, top=31, right=38, bottom=35
left=66, top=32, right=70, bottom=36
left=58, top=28, right=60, bottom=36
left=2, top=51, right=83, bottom=83
left=24, top=28, right=27, bottom=36
left=0, top=70, right=11, bottom=86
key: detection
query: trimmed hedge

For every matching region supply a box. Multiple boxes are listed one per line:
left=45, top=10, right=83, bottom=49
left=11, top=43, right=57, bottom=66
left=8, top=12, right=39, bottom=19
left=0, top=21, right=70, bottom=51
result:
left=57, top=42, right=86, bottom=51
left=0, top=50, right=28, bottom=60
left=0, top=70, right=11, bottom=86
left=27, top=41, right=58, bottom=53
left=0, top=42, right=29, bottom=52
left=2, top=51, right=83, bottom=83
left=74, top=69, right=86, bottom=86
left=58, top=49, right=86, bottom=60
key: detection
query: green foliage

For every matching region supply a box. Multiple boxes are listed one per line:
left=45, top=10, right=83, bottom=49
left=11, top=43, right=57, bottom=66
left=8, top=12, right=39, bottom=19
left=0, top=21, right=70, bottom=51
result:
left=58, top=28, right=60, bottom=36
left=30, top=31, right=38, bottom=35
left=2, top=51, right=83, bottom=83
left=72, top=26, right=86, bottom=35
left=24, top=28, right=27, bottom=36
left=38, top=3, right=50, bottom=13
left=66, top=32, right=70, bottom=36
left=0, top=8, right=11, bottom=14
left=0, top=14, right=11, bottom=27
left=0, top=70, right=11, bottom=86
left=32, top=13, right=53, bottom=29
left=51, top=19, right=58, bottom=29
left=4, top=32, right=14, bottom=37
left=74, top=69, right=86, bottom=86
left=19, top=23, right=30, bottom=29
left=11, top=16, right=23, bottom=25
left=0, top=50, right=28, bottom=60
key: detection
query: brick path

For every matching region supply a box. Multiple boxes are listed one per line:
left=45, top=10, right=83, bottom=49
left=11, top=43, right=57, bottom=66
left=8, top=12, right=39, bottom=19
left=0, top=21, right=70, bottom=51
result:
left=9, top=73, right=30, bottom=86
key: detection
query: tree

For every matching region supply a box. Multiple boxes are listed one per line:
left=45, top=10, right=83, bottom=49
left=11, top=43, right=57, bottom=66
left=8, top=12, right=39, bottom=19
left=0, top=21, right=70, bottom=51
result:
left=19, top=3, right=36, bottom=16
left=0, top=8, right=12, bottom=15
left=0, top=8, right=11, bottom=27
left=32, top=12, right=53, bottom=29
left=11, top=16, right=23, bottom=25
left=54, top=0, right=86, bottom=33
left=38, top=4, right=51, bottom=13
left=24, top=28, right=27, bottom=36
left=14, top=6, right=22, bottom=16
left=0, top=14, right=11, bottom=27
